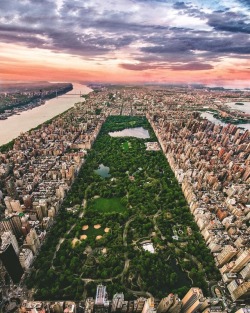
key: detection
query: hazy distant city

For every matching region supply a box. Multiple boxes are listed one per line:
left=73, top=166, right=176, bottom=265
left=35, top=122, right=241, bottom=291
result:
left=0, top=83, right=249, bottom=313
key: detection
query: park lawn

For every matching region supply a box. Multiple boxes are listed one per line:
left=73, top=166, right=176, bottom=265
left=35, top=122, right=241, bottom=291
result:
left=122, top=141, right=131, bottom=151
left=91, top=197, right=126, bottom=213
left=129, top=121, right=136, bottom=126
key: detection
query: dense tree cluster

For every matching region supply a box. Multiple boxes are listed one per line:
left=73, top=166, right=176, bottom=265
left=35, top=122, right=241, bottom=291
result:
left=26, top=116, right=219, bottom=300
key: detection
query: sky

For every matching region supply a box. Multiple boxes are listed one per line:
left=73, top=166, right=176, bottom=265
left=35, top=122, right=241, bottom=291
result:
left=0, top=0, right=250, bottom=87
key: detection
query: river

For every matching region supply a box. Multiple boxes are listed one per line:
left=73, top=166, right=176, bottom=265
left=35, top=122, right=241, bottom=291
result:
left=1, top=87, right=249, bottom=146
left=225, top=101, right=250, bottom=114
left=200, top=112, right=250, bottom=131
left=0, top=83, right=92, bottom=145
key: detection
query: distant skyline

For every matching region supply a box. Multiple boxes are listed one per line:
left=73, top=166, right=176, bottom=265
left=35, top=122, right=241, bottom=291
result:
left=1, top=0, right=250, bottom=87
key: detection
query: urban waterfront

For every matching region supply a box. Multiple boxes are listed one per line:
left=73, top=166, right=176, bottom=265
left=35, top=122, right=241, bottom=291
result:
left=226, top=102, right=250, bottom=114
left=1, top=0, right=250, bottom=311
left=0, top=86, right=249, bottom=313
left=0, top=83, right=92, bottom=145
left=200, top=112, right=250, bottom=131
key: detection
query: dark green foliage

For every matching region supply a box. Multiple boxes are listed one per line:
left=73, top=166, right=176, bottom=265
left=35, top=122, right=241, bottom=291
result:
left=0, top=140, right=14, bottom=153
left=95, top=108, right=102, bottom=115
left=26, top=116, right=218, bottom=300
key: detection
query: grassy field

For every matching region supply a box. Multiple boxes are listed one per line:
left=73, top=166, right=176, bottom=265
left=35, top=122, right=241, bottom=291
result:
left=91, top=197, right=126, bottom=213
left=122, top=141, right=131, bottom=151
left=129, top=121, right=136, bottom=126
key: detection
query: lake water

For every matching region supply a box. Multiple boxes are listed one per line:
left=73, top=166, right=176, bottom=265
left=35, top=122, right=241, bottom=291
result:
left=109, top=127, right=150, bottom=139
left=200, top=112, right=250, bottom=131
left=226, top=102, right=250, bottom=114
left=0, top=83, right=92, bottom=145
left=95, top=164, right=110, bottom=178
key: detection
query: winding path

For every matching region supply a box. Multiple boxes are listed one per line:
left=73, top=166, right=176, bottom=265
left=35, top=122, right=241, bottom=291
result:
left=81, top=216, right=136, bottom=284
left=152, top=209, right=166, bottom=240
left=78, top=202, right=165, bottom=297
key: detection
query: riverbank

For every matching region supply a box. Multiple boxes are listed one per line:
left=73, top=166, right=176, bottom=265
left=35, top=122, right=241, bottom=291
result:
left=194, top=105, right=250, bottom=130
left=0, top=108, right=74, bottom=154
left=225, top=101, right=250, bottom=114
left=199, top=111, right=250, bottom=131
left=0, top=83, right=73, bottom=119
left=0, top=83, right=92, bottom=145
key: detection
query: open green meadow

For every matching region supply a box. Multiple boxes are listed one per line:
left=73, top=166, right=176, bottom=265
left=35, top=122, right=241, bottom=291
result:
left=90, top=197, right=126, bottom=213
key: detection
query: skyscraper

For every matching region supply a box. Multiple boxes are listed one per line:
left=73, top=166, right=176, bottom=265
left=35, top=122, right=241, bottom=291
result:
left=19, top=248, right=34, bottom=270
left=111, top=293, right=125, bottom=312
left=142, top=298, right=155, bottom=313
left=0, top=241, right=23, bottom=283
left=24, top=228, right=40, bottom=254
left=240, top=263, right=250, bottom=280
left=157, top=294, right=181, bottom=313
left=94, top=284, right=109, bottom=313
left=1, top=231, right=19, bottom=255
left=230, top=249, right=250, bottom=273
left=181, top=288, right=208, bottom=313
left=216, top=245, right=238, bottom=267
left=1, top=214, right=23, bottom=239
left=95, top=284, right=107, bottom=306
left=228, top=281, right=250, bottom=301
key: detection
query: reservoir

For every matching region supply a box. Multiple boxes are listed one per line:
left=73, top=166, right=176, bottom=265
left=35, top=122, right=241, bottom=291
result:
left=0, top=83, right=92, bottom=146
left=109, top=127, right=150, bottom=139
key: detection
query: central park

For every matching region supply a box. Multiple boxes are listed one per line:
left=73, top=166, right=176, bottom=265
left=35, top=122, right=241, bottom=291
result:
left=26, top=116, right=220, bottom=300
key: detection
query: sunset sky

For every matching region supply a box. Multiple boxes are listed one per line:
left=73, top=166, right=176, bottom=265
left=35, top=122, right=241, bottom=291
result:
left=1, top=0, right=250, bottom=87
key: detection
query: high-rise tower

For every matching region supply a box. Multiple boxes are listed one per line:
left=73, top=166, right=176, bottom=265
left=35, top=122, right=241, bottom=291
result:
left=0, top=240, right=23, bottom=283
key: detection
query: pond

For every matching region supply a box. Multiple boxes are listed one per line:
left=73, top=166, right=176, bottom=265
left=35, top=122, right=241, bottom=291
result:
left=94, top=164, right=110, bottom=178
left=109, top=127, right=150, bottom=139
